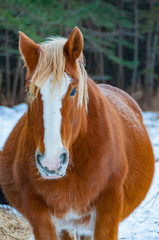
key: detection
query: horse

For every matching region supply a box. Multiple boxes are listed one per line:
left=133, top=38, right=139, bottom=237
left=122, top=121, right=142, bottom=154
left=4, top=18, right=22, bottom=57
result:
left=0, top=27, right=155, bottom=240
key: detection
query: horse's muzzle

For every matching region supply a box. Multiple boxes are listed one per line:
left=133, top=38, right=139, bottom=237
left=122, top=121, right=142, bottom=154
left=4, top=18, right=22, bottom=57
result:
left=35, top=149, right=69, bottom=179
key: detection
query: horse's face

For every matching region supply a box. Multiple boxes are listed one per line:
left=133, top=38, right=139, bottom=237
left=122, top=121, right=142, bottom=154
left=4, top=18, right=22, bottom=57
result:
left=33, top=73, right=83, bottom=179
left=19, top=27, right=87, bottom=179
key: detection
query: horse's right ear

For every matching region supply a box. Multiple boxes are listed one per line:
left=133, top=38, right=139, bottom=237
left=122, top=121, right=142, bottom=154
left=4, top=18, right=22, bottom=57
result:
left=19, top=32, right=39, bottom=74
left=63, top=27, right=83, bottom=64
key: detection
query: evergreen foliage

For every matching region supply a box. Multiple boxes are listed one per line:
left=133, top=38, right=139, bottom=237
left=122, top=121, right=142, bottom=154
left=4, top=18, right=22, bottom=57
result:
left=1, top=0, right=159, bottom=109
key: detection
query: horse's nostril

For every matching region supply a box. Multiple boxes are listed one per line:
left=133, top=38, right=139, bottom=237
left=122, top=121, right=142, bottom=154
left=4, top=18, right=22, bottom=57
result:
left=36, top=152, right=43, bottom=164
left=60, top=152, right=68, bottom=165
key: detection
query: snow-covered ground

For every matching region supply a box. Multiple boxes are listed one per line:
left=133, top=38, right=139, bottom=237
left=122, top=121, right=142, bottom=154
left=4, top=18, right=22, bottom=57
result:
left=0, top=104, right=159, bottom=239
left=0, top=103, right=27, bottom=151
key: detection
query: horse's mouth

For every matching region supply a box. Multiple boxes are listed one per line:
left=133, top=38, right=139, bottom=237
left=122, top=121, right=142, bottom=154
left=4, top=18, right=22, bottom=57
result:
left=36, top=157, right=67, bottom=180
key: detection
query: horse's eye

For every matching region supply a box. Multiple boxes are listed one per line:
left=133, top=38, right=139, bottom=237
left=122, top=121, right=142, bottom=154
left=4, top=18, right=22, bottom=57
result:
left=70, top=88, right=77, bottom=96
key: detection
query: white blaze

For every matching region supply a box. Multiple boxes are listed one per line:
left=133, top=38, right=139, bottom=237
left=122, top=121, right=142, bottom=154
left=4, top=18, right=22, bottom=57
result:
left=40, top=74, right=71, bottom=157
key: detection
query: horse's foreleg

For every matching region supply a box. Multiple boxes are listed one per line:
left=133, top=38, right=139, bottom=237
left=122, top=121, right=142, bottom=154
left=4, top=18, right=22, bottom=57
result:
left=94, top=186, right=123, bottom=240
left=32, top=213, right=57, bottom=240
left=21, top=192, right=58, bottom=240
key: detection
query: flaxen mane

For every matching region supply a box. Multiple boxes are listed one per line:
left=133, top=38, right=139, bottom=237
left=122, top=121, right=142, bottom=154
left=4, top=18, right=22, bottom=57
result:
left=29, top=37, right=88, bottom=110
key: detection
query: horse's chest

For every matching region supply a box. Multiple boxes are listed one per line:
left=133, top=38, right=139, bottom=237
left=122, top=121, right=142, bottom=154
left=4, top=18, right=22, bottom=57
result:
left=51, top=209, right=96, bottom=237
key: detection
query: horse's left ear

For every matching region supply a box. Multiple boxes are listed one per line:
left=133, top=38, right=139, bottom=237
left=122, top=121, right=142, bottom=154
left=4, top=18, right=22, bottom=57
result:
left=64, top=27, right=83, bottom=63
left=19, top=31, right=39, bottom=74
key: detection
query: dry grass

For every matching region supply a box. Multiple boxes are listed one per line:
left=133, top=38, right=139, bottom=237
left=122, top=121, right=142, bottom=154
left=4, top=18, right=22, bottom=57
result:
left=0, top=207, right=32, bottom=240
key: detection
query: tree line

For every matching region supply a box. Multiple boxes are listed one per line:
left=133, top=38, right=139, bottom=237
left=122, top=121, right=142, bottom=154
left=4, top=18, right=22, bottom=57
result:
left=0, top=0, right=159, bottom=109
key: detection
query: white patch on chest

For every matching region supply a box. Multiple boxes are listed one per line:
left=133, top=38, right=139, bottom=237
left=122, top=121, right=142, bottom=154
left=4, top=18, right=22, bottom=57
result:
left=39, top=74, right=71, bottom=156
left=51, top=209, right=96, bottom=238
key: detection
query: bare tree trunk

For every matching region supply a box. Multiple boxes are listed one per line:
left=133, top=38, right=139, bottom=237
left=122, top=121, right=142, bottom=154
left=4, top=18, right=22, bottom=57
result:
left=144, top=0, right=158, bottom=107
left=145, top=32, right=152, bottom=83
left=95, top=51, right=104, bottom=82
left=143, top=31, right=152, bottom=107
left=131, top=0, right=139, bottom=93
left=117, top=30, right=124, bottom=89
left=98, top=51, right=104, bottom=78
left=19, top=68, right=25, bottom=102
left=117, top=0, right=124, bottom=89
left=11, top=58, right=22, bottom=106
left=5, top=30, right=11, bottom=104
left=148, top=21, right=159, bottom=99
left=0, top=71, right=2, bottom=104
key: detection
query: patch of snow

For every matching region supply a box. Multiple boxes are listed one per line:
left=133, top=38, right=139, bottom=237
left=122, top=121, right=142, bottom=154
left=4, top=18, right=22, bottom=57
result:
left=29, top=237, right=34, bottom=240
left=0, top=204, right=22, bottom=217
left=142, top=111, right=159, bottom=160
left=0, top=103, right=27, bottom=150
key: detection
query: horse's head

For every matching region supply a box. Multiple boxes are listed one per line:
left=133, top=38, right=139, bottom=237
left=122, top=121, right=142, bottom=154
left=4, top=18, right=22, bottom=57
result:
left=19, top=27, right=88, bottom=179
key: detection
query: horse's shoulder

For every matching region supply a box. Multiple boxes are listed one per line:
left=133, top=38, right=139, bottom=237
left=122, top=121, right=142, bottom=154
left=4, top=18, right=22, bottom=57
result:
left=10, top=112, right=27, bottom=137
left=98, top=84, right=142, bottom=119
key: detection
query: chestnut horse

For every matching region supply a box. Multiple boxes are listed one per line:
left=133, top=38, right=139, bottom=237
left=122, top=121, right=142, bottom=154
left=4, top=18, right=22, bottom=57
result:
left=0, top=27, right=155, bottom=240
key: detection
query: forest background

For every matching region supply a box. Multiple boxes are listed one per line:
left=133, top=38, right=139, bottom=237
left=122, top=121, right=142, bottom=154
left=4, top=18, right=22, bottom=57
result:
left=1, top=0, right=159, bottom=110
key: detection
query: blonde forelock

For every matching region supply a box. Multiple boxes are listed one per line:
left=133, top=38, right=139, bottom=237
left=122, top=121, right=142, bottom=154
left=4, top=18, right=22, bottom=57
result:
left=29, top=36, right=88, bottom=110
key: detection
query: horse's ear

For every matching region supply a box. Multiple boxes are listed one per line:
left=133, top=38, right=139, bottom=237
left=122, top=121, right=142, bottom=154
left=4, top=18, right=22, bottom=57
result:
left=19, top=31, right=39, bottom=74
left=64, top=27, right=83, bottom=63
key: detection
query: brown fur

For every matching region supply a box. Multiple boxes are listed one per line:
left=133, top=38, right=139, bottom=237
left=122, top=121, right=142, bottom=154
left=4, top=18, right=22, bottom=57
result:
left=0, top=27, right=155, bottom=240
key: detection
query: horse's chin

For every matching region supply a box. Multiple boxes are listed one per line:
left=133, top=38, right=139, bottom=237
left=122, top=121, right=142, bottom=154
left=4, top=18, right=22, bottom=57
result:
left=36, top=164, right=66, bottom=180
left=40, top=173, right=66, bottom=180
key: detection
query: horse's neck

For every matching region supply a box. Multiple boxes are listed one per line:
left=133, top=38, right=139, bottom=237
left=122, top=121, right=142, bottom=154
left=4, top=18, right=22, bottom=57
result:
left=73, top=79, right=111, bottom=162
left=85, top=78, right=110, bottom=137
left=23, top=108, right=37, bottom=150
